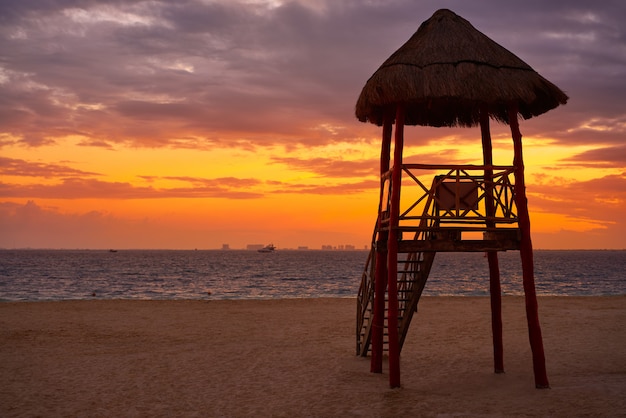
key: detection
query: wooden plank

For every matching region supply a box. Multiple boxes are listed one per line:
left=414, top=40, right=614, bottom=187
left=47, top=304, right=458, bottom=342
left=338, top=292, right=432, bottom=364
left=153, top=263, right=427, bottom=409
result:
left=483, top=229, right=521, bottom=241
left=403, top=163, right=514, bottom=170
left=376, top=239, right=520, bottom=252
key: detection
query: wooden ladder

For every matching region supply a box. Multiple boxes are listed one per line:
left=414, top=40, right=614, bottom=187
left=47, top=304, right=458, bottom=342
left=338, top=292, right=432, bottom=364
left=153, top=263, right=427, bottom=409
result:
left=356, top=233, right=437, bottom=356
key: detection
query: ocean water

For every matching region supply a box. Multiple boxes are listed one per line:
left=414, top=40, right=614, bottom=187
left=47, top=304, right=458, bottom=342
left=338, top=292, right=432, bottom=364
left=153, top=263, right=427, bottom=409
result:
left=0, top=249, right=624, bottom=302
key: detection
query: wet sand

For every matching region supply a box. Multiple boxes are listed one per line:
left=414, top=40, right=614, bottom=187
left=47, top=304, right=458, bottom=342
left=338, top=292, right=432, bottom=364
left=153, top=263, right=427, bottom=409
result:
left=1, top=296, right=624, bottom=417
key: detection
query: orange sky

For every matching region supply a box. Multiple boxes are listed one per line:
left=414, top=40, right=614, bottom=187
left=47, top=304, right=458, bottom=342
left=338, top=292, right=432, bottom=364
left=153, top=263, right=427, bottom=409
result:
left=1, top=1, right=625, bottom=249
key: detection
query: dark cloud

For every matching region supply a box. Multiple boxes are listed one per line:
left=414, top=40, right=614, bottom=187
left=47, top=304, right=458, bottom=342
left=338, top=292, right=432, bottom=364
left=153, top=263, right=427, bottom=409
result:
left=0, top=200, right=196, bottom=250
left=271, top=156, right=378, bottom=178
left=76, top=138, right=115, bottom=148
left=0, top=157, right=101, bottom=177
left=529, top=172, right=626, bottom=223
left=558, top=172, right=626, bottom=197
left=0, top=167, right=377, bottom=199
left=0, top=177, right=265, bottom=199
left=561, top=145, right=626, bottom=168
left=274, top=179, right=380, bottom=195
left=0, top=0, right=624, bottom=158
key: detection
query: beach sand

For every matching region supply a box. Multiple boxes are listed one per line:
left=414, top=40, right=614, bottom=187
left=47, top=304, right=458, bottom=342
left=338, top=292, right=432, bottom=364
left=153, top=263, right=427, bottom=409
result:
left=1, top=296, right=624, bottom=417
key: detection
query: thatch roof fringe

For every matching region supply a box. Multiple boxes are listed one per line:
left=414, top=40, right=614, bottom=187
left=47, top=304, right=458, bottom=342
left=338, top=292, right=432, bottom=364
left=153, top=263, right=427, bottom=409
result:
left=378, top=60, right=537, bottom=72
left=355, top=9, right=568, bottom=128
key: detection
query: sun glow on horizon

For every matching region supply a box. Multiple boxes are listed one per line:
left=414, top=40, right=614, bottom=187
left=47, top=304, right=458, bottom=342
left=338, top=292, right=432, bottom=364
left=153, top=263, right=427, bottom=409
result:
left=3, top=125, right=624, bottom=250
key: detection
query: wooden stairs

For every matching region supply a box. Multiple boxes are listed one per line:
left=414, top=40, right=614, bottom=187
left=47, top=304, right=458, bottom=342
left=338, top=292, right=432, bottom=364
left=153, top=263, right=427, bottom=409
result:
left=356, top=165, right=521, bottom=357
left=356, top=242, right=435, bottom=356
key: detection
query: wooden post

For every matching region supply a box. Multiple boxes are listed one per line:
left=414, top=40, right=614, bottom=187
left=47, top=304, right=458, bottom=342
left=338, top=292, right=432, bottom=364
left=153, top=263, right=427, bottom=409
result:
left=371, top=111, right=393, bottom=373
left=480, top=108, right=504, bottom=374
left=508, top=105, right=550, bottom=389
left=387, top=104, right=405, bottom=388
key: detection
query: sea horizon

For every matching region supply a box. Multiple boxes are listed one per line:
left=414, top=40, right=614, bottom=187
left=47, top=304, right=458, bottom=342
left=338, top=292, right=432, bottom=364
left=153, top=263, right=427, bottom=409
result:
left=2, top=247, right=624, bottom=251
left=1, top=249, right=624, bottom=302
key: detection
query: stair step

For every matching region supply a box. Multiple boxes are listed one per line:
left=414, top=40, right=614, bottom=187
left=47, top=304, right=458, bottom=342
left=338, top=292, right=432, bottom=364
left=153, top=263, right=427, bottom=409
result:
left=357, top=230, right=437, bottom=357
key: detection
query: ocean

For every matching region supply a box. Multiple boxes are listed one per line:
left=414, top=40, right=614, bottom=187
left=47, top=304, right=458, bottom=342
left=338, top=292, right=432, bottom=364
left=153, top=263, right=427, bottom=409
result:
left=0, top=249, right=624, bottom=302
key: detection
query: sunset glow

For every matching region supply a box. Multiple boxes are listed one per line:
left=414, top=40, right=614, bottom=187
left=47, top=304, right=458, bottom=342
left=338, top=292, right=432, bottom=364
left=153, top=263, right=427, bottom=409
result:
left=1, top=1, right=625, bottom=249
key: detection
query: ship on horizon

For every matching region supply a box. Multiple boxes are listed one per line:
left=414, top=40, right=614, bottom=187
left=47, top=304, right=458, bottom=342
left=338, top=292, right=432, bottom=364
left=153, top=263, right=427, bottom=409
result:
left=257, top=243, right=276, bottom=253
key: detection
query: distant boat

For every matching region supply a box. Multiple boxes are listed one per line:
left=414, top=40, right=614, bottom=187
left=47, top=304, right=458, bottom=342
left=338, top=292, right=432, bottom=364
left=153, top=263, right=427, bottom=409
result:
left=257, top=244, right=276, bottom=253
left=109, top=249, right=118, bottom=253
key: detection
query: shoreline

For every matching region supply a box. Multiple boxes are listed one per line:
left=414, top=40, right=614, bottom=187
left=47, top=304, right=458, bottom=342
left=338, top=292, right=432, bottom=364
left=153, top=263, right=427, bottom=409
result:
left=2, top=296, right=625, bottom=417
left=2, top=293, right=625, bottom=304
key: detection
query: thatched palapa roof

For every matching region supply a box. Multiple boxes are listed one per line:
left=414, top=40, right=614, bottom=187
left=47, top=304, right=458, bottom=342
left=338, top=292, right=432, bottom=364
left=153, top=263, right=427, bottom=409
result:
left=355, top=9, right=568, bottom=127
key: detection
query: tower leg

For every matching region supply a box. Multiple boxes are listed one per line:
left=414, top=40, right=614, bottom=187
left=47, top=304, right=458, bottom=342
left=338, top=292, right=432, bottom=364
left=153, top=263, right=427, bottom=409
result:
left=487, top=252, right=504, bottom=373
left=387, top=104, right=405, bottom=389
left=371, top=249, right=386, bottom=373
left=509, top=106, right=549, bottom=389
left=371, top=112, right=393, bottom=374
left=480, top=108, right=504, bottom=374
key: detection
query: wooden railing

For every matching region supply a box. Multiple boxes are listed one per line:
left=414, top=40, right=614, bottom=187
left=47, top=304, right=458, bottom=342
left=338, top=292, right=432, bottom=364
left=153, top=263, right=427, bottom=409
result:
left=356, top=215, right=378, bottom=355
left=379, top=164, right=518, bottom=233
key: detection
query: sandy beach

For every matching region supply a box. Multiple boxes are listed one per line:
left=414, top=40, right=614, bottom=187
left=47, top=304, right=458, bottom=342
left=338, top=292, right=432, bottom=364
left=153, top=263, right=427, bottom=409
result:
left=1, top=296, right=624, bottom=417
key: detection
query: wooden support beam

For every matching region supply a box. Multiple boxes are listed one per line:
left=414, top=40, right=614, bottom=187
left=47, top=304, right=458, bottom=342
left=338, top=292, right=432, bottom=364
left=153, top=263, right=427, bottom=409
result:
left=509, top=104, right=549, bottom=389
left=387, top=104, right=405, bottom=389
left=481, top=107, right=504, bottom=374
left=391, top=239, right=520, bottom=253
left=371, top=110, right=393, bottom=373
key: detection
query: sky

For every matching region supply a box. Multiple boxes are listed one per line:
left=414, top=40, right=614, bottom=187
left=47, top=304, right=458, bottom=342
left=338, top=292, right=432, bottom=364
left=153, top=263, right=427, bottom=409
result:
left=1, top=0, right=625, bottom=250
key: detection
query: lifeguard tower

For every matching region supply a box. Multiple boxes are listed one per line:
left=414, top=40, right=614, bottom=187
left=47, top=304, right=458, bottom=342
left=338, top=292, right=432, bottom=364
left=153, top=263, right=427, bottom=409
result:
left=355, top=9, right=568, bottom=388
